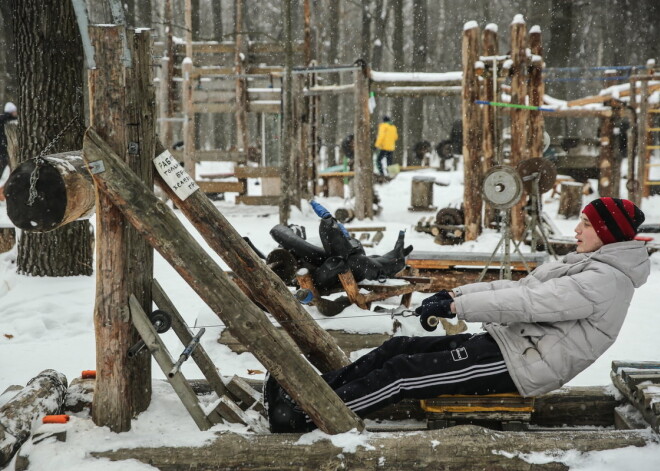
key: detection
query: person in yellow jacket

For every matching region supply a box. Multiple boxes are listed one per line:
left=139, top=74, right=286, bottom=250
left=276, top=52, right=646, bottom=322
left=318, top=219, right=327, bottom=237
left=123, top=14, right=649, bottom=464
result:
left=374, top=116, right=398, bottom=175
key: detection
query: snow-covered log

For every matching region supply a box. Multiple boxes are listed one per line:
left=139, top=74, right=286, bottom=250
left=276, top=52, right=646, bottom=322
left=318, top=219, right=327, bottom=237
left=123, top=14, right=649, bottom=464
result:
left=0, top=370, right=67, bottom=467
left=91, top=424, right=653, bottom=470
left=4, top=151, right=95, bottom=232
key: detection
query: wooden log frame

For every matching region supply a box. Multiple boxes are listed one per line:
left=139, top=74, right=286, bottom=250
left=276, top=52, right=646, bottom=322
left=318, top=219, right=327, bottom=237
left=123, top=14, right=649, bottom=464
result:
left=480, top=26, right=498, bottom=229
left=128, top=295, right=249, bottom=430
left=4, top=151, right=95, bottom=232
left=154, top=142, right=348, bottom=373
left=87, top=26, right=153, bottom=432
left=527, top=27, right=545, bottom=160
left=509, top=17, right=528, bottom=241
left=599, top=110, right=616, bottom=198
left=82, top=128, right=362, bottom=435
left=337, top=268, right=432, bottom=310
left=92, top=424, right=653, bottom=470
left=353, top=60, right=373, bottom=220
left=461, top=23, right=482, bottom=241
left=0, top=370, right=68, bottom=467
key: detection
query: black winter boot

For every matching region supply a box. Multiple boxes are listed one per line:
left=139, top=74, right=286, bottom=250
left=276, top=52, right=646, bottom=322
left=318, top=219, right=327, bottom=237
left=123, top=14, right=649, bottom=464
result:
left=263, top=373, right=316, bottom=433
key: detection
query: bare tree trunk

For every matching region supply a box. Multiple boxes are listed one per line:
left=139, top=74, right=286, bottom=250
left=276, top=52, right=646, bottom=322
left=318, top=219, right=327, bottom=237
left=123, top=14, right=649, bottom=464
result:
left=280, top=0, right=294, bottom=224
left=322, top=0, right=340, bottom=159
left=545, top=0, right=573, bottom=137
left=360, top=1, right=372, bottom=61
left=408, top=0, right=428, bottom=157
left=135, top=0, right=152, bottom=27
left=371, top=0, right=389, bottom=71
left=10, top=0, right=93, bottom=277
left=391, top=0, right=405, bottom=165
left=0, top=4, right=18, bottom=104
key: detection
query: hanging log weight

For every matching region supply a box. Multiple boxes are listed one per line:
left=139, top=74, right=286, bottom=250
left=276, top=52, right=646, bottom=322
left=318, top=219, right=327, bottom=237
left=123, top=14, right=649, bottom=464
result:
left=4, top=151, right=95, bottom=232
left=334, top=207, right=355, bottom=224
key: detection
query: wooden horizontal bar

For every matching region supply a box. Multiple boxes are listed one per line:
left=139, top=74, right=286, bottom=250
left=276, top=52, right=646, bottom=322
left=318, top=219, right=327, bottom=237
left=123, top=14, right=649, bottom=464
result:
left=374, top=86, right=462, bottom=97
left=171, top=41, right=305, bottom=55
left=171, top=150, right=248, bottom=163
left=247, top=102, right=281, bottom=113
left=235, top=195, right=280, bottom=205
left=196, top=181, right=246, bottom=194
left=347, top=226, right=387, bottom=232
left=319, top=171, right=355, bottom=178
left=304, top=84, right=355, bottom=96
left=234, top=166, right=280, bottom=178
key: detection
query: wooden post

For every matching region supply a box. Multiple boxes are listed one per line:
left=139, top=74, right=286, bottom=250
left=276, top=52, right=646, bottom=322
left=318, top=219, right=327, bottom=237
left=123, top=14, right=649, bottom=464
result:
left=292, top=73, right=305, bottom=204
left=598, top=104, right=615, bottom=197
left=628, top=74, right=640, bottom=204
left=184, top=0, right=193, bottom=58
left=126, top=29, right=156, bottom=414
left=461, top=22, right=481, bottom=240
left=153, top=142, right=349, bottom=373
left=88, top=25, right=153, bottom=433
left=509, top=15, right=528, bottom=240
left=527, top=26, right=544, bottom=158
left=637, top=79, right=649, bottom=198
left=558, top=182, right=583, bottom=218
left=234, top=0, right=249, bottom=156
left=160, top=0, right=175, bottom=149
left=82, top=128, right=363, bottom=435
left=182, top=58, right=196, bottom=180
left=481, top=24, right=498, bottom=228
left=354, top=60, right=373, bottom=220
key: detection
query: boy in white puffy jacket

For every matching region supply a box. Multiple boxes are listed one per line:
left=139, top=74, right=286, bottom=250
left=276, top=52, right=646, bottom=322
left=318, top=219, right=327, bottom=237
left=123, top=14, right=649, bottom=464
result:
left=266, top=197, right=649, bottom=432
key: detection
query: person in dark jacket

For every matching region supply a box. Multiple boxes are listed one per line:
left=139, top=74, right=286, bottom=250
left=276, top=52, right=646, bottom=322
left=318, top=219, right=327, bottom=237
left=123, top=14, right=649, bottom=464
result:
left=0, top=102, right=18, bottom=178
left=265, top=197, right=649, bottom=433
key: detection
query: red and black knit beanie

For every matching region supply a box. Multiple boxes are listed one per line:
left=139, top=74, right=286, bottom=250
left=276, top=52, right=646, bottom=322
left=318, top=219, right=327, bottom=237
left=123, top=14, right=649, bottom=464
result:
left=582, top=197, right=645, bottom=245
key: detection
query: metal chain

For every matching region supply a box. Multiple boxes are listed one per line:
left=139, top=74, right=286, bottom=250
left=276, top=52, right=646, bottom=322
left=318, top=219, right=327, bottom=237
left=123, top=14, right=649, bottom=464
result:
left=27, top=114, right=80, bottom=206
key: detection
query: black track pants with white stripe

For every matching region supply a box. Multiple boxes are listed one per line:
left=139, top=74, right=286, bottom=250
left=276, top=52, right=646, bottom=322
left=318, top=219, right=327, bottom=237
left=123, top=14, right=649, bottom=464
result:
left=321, top=333, right=518, bottom=418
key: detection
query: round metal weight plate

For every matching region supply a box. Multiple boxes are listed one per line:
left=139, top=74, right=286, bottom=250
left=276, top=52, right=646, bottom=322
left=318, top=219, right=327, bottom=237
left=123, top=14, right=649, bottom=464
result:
left=482, top=165, right=523, bottom=209
left=516, top=158, right=557, bottom=194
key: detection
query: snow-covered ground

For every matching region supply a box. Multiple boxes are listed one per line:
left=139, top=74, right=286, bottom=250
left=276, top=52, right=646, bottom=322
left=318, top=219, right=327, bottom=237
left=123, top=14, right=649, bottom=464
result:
left=1, top=162, right=659, bottom=470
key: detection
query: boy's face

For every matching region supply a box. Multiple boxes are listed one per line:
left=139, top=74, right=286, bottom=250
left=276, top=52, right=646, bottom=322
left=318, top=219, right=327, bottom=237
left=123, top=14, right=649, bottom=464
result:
left=574, top=213, right=604, bottom=253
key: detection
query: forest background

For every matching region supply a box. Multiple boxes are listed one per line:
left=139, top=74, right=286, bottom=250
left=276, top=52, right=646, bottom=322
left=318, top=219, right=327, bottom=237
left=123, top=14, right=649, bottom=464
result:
left=0, top=0, right=658, bottom=165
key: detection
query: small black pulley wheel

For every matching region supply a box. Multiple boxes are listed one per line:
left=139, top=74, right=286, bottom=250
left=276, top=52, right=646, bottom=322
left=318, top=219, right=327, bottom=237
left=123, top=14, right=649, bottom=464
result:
left=149, top=309, right=172, bottom=333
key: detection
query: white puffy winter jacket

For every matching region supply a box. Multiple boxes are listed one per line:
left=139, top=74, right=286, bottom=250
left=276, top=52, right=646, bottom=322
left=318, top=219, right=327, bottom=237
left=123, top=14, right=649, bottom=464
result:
left=453, top=240, right=650, bottom=397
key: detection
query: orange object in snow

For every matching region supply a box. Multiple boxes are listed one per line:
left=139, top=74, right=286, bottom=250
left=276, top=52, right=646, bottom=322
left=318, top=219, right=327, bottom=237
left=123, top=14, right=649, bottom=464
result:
left=81, top=370, right=96, bottom=379
left=42, top=415, right=70, bottom=424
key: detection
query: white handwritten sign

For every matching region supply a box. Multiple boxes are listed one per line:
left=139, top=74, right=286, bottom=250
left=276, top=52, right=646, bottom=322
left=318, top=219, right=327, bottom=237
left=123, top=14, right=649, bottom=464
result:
left=153, top=150, right=199, bottom=201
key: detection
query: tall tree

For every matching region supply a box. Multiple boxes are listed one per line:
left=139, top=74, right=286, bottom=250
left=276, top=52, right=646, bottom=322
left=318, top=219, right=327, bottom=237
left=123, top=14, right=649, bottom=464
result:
left=409, top=0, right=428, bottom=157
left=546, top=0, right=574, bottom=137
left=321, top=0, right=341, bottom=156
left=10, top=0, right=93, bottom=277
left=390, top=0, right=405, bottom=165
left=371, top=0, right=390, bottom=71
left=0, top=4, right=18, bottom=105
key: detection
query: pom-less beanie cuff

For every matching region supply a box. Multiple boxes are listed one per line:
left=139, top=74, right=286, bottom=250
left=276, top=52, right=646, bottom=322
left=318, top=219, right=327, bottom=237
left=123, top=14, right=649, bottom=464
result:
left=582, top=197, right=645, bottom=245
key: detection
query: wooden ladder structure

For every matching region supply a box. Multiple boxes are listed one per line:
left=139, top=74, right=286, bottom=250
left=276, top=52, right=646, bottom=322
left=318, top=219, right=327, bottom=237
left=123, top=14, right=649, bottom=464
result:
left=129, top=284, right=260, bottom=431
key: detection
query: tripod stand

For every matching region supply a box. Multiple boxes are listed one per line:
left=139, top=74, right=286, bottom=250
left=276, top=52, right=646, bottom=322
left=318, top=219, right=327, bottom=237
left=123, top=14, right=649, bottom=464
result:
left=477, top=208, right=531, bottom=282
left=516, top=172, right=557, bottom=260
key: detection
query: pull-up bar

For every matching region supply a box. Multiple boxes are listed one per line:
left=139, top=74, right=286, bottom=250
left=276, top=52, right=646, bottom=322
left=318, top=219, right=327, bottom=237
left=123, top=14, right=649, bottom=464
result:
left=475, top=100, right=556, bottom=112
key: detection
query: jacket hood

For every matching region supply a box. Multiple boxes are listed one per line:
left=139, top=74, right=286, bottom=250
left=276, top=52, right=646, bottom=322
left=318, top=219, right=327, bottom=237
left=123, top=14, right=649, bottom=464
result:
left=564, top=240, right=650, bottom=288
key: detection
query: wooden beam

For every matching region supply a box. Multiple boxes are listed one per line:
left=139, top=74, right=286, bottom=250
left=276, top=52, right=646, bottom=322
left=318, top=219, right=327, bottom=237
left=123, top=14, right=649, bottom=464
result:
left=196, top=181, right=246, bottom=194
left=527, top=27, right=544, bottom=159
left=82, top=128, right=361, bottom=434
left=233, top=166, right=280, bottom=178
left=353, top=61, right=373, bottom=220
left=182, top=58, right=196, bottom=180
left=171, top=149, right=248, bottom=163
left=461, top=22, right=482, bottom=241
left=374, top=86, right=462, bottom=97
left=88, top=25, right=152, bottom=433
left=93, top=425, right=653, bottom=470
left=153, top=143, right=348, bottom=373
left=509, top=17, right=528, bottom=240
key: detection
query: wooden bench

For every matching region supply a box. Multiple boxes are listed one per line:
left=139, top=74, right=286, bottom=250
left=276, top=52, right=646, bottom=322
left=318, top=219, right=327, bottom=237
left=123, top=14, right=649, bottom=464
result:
left=421, top=393, right=535, bottom=431
left=404, top=251, right=548, bottom=291
left=318, top=171, right=354, bottom=198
